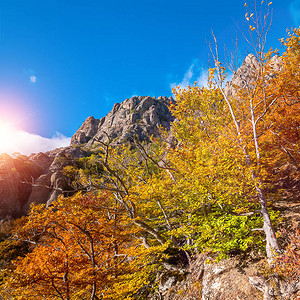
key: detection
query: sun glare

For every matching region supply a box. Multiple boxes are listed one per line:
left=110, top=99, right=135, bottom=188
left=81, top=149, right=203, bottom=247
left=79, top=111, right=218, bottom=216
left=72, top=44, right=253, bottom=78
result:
left=0, top=118, right=71, bottom=156
left=0, top=120, right=17, bottom=155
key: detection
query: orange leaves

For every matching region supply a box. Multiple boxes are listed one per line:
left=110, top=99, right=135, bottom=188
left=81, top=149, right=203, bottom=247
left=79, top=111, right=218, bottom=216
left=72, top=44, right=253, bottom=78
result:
left=249, top=25, right=255, bottom=31
left=259, top=30, right=300, bottom=177
left=6, top=192, right=136, bottom=299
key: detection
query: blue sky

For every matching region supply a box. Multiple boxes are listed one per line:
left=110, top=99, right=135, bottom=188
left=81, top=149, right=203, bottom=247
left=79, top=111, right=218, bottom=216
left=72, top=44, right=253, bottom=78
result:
left=0, top=0, right=298, bottom=153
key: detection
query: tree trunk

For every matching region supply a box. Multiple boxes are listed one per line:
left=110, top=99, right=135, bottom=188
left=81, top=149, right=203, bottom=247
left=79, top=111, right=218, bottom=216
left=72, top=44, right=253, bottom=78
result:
left=255, top=185, right=280, bottom=263
left=250, top=102, right=281, bottom=263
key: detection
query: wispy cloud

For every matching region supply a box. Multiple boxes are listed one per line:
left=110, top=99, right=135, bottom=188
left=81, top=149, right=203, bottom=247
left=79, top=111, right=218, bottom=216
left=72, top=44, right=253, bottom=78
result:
left=2, top=130, right=71, bottom=156
left=23, top=69, right=37, bottom=84
left=289, top=0, right=300, bottom=26
left=176, top=63, right=196, bottom=89
left=290, top=0, right=300, bottom=25
left=170, top=60, right=234, bottom=94
left=170, top=60, right=208, bottom=91
left=196, top=70, right=209, bottom=88
left=29, top=75, right=37, bottom=83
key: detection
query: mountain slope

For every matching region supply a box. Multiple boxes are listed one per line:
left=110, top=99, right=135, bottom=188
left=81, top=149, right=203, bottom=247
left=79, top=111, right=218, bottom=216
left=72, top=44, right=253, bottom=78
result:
left=0, top=96, right=174, bottom=220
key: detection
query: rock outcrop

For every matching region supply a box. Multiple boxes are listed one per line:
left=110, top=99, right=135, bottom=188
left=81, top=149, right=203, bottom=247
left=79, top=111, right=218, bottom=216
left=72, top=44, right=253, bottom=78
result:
left=71, top=96, right=174, bottom=146
left=225, top=53, right=282, bottom=97
left=225, top=53, right=260, bottom=97
left=0, top=154, right=42, bottom=219
left=22, top=146, right=87, bottom=213
left=0, top=146, right=89, bottom=219
left=70, top=116, right=101, bottom=145
left=151, top=253, right=300, bottom=300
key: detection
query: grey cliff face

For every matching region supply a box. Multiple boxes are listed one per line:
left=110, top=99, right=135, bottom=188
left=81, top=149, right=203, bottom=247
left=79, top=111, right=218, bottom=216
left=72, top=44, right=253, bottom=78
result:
left=0, top=147, right=88, bottom=220
left=71, top=96, right=175, bottom=146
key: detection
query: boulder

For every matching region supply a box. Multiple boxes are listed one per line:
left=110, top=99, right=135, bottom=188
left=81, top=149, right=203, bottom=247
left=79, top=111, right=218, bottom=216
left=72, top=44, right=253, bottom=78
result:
left=0, top=154, right=42, bottom=219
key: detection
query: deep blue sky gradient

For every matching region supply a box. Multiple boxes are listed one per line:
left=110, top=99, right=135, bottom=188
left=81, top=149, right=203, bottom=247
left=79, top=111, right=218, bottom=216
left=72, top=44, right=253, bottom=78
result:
left=0, top=0, right=298, bottom=137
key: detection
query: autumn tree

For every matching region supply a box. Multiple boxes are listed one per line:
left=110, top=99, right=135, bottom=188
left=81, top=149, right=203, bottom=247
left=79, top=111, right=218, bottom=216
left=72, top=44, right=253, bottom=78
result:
left=63, top=139, right=181, bottom=249
left=3, top=192, right=139, bottom=299
left=169, top=83, right=272, bottom=258
left=198, top=2, right=296, bottom=265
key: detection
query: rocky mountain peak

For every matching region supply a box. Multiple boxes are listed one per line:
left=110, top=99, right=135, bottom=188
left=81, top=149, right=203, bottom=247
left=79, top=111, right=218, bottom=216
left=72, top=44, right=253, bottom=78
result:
left=225, top=53, right=282, bottom=97
left=71, top=95, right=174, bottom=146
left=225, top=53, right=260, bottom=97
left=70, top=116, right=101, bottom=145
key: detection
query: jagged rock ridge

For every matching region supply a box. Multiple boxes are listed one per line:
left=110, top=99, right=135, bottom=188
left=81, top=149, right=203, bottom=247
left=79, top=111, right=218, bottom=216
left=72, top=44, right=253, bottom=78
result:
left=71, top=95, right=174, bottom=146
left=225, top=53, right=282, bottom=97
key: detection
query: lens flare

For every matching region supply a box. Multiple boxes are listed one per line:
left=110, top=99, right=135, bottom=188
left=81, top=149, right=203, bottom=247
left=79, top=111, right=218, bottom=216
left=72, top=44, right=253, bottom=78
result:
left=0, top=121, right=17, bottom=154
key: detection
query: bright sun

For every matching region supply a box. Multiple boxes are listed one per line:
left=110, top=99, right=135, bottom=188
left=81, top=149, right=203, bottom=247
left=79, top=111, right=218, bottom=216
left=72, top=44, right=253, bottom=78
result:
left=0, top=121, right=17, bottom=154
